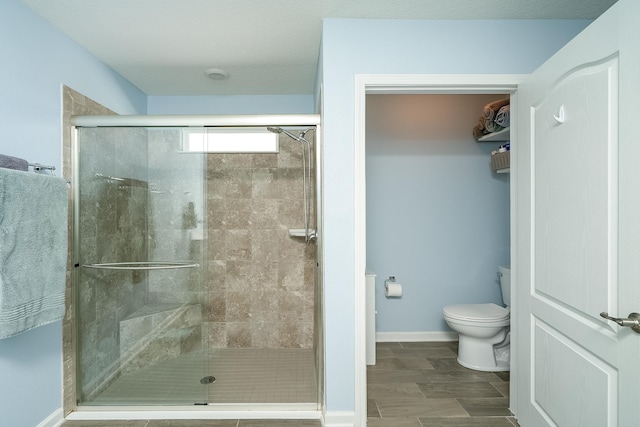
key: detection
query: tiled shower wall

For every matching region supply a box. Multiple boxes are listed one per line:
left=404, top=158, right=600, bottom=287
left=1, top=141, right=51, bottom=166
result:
left=206, top=132, right=316, bottom=349
left=63, top=86, right=117, bottom=413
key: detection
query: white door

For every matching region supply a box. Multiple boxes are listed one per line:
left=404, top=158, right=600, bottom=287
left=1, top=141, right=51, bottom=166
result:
left=515, top=0, right=640, bottom=426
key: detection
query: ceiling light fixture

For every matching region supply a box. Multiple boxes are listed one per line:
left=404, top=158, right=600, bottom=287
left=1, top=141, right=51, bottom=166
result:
left=204, top=68, right=229, bottom=80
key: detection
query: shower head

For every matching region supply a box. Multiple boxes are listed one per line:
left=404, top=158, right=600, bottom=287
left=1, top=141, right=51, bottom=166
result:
left=266, top=126, right=305, bottom=143
left=299, top=128, right=314, bottom=139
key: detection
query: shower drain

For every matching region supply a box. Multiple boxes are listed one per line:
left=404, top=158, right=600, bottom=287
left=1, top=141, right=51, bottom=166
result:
left=200, top=376, right=216, bottom=384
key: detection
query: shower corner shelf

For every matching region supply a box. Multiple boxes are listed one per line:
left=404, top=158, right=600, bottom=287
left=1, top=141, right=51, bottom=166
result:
left=288, top=228, right=317, bottom=238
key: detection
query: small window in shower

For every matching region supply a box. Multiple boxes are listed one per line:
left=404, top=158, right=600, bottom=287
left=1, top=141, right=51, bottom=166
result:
left=181, top=127, right=279, bottom=153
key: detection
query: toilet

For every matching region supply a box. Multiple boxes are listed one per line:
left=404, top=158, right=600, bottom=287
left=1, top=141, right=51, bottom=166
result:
left=443, top=265, right=511, bottom=371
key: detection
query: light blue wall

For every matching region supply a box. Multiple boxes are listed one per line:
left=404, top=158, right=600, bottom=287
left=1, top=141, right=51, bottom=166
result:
left=366, top=94, right=510, bottom=333
left=0, top=4, right=593, bottom=423
left=0, top=2, right=146, bottom=426
left=320, top=18, right=590, bottom=413
left=147, top=95, right=315, bottom=114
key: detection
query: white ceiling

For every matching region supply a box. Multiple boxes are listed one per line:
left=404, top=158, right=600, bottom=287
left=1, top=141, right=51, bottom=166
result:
left=21, top=0, right=617, bottom=96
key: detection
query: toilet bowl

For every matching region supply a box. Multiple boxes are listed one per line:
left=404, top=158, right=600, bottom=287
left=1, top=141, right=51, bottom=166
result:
left=442, top=266, right=511, bottom=371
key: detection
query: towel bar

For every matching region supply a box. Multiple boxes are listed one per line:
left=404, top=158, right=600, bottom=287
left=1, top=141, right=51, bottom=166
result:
left=82, top=261, right=199, bottom=270
left=29, top=163, right=56, bottom=174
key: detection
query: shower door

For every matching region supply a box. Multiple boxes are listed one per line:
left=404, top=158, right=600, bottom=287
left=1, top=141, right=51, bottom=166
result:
left=75, top=126, right=209, bottom=405
left=73, top=121, right=320, bottom=409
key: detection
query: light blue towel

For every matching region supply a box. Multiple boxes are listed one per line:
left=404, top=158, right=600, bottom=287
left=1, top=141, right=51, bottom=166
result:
left=495, top=105, right=511, bottom=128
left=0, top=167, right=68, bottom=339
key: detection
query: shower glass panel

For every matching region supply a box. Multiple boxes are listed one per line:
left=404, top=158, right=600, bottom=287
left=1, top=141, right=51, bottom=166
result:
left=75, top=127, right=208, bottom=405
left=74, top=123, right=318, bottom=408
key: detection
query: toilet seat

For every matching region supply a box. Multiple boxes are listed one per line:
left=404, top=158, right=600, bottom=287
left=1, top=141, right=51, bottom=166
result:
left=443, top=303, right=509, bottom=323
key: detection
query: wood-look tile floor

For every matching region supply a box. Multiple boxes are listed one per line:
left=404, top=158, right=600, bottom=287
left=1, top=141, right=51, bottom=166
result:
left=61, top=342, right=519, bottom=426
left=368, top=342, right=519, bottom=426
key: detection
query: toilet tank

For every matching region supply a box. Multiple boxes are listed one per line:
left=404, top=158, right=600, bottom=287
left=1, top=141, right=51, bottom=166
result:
left=498, top=265, right=511, bottom=307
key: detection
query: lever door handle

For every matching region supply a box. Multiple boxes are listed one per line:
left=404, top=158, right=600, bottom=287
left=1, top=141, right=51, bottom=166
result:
left=600, top=312, right=640, bottom=334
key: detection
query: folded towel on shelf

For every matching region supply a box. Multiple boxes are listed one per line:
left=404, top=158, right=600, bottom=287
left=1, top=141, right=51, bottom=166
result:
left=0, top=154, right=29, bottom=171
left=495, top=104, right=511, bottom=128
left=482, top=98, right=510, bottom=122
left=0, top=167, right=68, bottom=339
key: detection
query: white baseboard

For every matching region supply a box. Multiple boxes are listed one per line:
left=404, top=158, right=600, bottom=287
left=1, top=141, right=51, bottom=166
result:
left=322, top=410, right=356, bottom=427
left=37, top=408, right=64, bottom=427
left=376, top=331, right=458, bottom=342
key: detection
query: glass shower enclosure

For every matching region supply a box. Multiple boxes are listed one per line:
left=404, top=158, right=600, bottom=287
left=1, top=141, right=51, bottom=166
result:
left=72, top=115, right=321, bottom=410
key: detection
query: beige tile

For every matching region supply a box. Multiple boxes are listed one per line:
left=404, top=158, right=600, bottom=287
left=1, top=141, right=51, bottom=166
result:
left=368, top=398, right=381, bottom=417
left=367, top=417, right=423, bottom=426
left=418, top=381, right=504, bottom=398
left=491, top=380, right=510, bottom=397
left=457, top=397, right=512, bottom=417
left=367, top=382, right=425, bottom=399
left=419, top=417, right=515, bottom=426
left=375, top=346, right=397, bottom=359
left=421, top=369, right=503, bottom=384
left=367, top=369, right=426, bottom=384
left=391, top=347, right=457, bottom=359
left=376, top=397, right=468, bottom=418
left=400, top=341, right=458, bottom=350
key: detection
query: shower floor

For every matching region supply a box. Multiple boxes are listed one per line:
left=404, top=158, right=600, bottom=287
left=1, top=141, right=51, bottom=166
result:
left=89, top=348, right=317, bottom=406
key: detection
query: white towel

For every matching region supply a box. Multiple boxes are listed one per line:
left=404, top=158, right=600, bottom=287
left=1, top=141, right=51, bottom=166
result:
left=0, top=168, right=68, bottom=339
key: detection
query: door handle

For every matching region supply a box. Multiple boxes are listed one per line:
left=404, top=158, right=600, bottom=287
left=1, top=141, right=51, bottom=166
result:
left=600, top=312, right=640, bottom=334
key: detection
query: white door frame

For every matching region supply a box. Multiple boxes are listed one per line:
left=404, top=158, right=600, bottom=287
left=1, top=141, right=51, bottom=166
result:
left=353, top=74, right=526, bottom=425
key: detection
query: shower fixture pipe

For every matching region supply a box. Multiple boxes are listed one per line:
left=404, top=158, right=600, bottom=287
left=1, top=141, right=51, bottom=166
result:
left=268, top=127, right=315, bottom=243
left=71, top=114, right=320, bottom=128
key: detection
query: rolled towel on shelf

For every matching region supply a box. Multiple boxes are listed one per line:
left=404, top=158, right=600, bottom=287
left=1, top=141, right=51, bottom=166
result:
left=484, top=118, right=505, bottom=134
left=0, top=154, right=29, bottom=171
left=0, top=167, right=68, bottom=339
left=495, top=104, right=511, bottom=128
left=472, top=125, right=485, bottom=140
left=477, top=116, right=486, bottom=132
left=482, top=98, right=510, bottom=122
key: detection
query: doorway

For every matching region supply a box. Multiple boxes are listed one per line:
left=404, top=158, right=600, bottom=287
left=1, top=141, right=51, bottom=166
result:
left=353, top=74, right=525, bottom=425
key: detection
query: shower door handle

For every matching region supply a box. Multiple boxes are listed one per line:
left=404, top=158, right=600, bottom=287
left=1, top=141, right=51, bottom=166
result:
left=600, top=312, right=640, bottom=334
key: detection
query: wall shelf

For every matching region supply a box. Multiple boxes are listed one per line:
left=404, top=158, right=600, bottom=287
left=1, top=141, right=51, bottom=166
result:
left=477, top=127, right=510, bottom=143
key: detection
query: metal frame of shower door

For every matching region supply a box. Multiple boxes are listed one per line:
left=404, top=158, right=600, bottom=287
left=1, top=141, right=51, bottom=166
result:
left=67, top=114, right=324, bottom=422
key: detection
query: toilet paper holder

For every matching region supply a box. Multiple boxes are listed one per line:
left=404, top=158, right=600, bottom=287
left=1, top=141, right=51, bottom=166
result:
left=384, top=275, right=403, bottom=297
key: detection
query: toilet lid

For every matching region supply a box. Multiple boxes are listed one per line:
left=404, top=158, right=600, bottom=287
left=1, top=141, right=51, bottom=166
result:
left=443, top=303, right=509, bottom=322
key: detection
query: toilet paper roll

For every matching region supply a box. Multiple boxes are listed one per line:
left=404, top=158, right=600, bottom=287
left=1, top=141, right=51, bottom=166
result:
left=385, top=282, right=403, bottom=298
